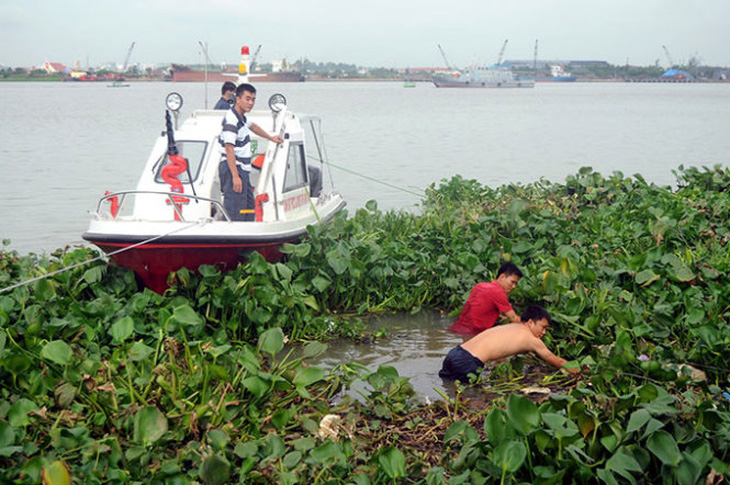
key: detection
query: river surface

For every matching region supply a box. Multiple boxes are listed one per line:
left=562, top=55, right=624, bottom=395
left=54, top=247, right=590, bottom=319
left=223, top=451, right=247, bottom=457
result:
left=304, top=311, right=463, bottom=403
left=1, top=80, right=728, bottom=398
left=1, top=80, right=728, bottom=255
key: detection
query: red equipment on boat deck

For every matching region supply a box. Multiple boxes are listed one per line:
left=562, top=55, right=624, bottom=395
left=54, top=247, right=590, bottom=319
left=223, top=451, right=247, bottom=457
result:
left=252, top=154, right=265, bottom=169
left=255, top=193, right=269, bottom=222
left=104, top=191, right=119, bottom=218
left=161, top=154, right=190, bottom=221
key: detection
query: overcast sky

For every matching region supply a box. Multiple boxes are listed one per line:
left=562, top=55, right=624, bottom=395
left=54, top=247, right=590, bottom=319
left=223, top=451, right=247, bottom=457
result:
left=2, top=0, right=729, bottom=69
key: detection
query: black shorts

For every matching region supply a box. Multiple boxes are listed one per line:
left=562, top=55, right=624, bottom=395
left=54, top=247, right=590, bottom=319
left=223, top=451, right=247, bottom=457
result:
left=439, top=346, right=484, bottom=382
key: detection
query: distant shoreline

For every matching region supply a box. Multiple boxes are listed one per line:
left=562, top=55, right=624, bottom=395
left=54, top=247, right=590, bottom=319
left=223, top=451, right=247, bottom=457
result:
left=0, top=76, right=726, bottom=84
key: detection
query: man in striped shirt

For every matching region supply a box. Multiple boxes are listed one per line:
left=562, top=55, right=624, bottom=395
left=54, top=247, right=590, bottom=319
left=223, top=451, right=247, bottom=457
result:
left=218, top=83, right=283, bottom=221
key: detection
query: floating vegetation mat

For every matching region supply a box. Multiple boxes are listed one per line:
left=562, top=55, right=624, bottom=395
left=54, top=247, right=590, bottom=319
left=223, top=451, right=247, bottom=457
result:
left=1, top=165, right=729, bottom=483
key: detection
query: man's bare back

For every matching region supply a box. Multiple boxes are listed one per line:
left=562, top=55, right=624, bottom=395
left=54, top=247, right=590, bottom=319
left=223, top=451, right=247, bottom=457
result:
left=460, top=322, right=568, bottom=371
left=461, top=321, right=567, bottom=367
left=462, top=323, right=535, bottom=361
left=440, top=305, right=579, bottom=382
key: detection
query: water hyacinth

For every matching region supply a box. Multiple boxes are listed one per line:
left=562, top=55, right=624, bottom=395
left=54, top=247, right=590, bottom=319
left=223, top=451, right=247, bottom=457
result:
left=0, top=165, right=728, bottom=483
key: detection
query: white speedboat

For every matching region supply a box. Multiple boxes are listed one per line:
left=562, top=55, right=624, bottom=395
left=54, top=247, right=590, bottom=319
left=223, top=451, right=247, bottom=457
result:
left=83, top=92, right=346, bottom=293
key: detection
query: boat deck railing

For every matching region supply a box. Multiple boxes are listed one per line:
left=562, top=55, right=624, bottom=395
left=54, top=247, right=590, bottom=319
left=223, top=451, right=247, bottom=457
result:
left=95, top=190, right=233, bottom=222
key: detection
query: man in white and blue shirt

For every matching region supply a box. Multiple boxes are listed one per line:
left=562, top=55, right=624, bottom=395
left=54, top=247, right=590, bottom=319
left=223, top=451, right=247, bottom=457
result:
left=218, top=83, right=283, bottom=221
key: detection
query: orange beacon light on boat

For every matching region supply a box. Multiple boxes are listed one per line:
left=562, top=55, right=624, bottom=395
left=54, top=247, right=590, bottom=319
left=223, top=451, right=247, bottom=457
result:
left=239, top=46, right=249, bottom=76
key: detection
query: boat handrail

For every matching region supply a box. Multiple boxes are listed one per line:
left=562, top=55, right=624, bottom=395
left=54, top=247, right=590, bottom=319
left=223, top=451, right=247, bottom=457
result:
left=96, top=190, right=233, bottom=222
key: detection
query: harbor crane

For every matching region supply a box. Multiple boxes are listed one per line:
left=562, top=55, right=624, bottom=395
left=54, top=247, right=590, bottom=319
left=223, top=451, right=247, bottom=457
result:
left=437, top=44, right=455, bottom=70
left=121, top=42, right=135, bottom=73
left=662, top=45, right=674, bottom=68
left=249, top=44, right=262, bottom=71
left=495, top=39, right=508, bottom=66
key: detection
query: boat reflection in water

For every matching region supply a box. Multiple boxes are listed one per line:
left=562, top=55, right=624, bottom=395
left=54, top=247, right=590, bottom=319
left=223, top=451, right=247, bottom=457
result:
left=82, top=91, right=345, bottom=293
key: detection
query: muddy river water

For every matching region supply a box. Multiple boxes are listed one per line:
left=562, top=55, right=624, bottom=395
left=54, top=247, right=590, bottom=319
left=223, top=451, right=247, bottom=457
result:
left=298, top=310, right=578, bottom=405
left=302, top=311, right=464, bottom=402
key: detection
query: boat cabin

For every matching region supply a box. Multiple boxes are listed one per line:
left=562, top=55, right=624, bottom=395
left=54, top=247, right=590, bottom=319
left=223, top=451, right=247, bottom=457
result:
left=107, top=97, right=323, bottom=224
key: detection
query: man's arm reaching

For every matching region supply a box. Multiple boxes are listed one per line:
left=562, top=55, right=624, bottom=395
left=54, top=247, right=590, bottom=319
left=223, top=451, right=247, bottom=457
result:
left=532, top=339, right=580, bottom=374
left=501, top=310, right=521, bottom=323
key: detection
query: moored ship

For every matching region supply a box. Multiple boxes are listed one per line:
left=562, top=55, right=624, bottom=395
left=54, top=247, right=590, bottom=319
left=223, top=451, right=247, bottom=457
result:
left=169, top=65, right=305, bottom=83
left=433, top=67, right=534, bottom=88
left=169, top=46, right=304, bottom=83
left=536, top=65, right=577, bottom=82
left=433, top=43, right=534, bottom=88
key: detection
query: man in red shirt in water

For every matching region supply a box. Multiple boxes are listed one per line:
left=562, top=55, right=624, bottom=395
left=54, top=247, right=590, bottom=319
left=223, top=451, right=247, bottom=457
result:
left=448, top=262, right=523, bottom=337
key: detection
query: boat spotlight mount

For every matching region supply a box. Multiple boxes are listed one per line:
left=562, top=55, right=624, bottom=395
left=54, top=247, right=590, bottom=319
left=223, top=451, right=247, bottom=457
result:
left=166, top=92, right=183, bottom=112
left=268, top=93, right=287, bottom=112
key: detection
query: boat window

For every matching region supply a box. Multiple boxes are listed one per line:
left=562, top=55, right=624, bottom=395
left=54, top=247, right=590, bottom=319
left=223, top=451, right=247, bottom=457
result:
left=153, top=141, right=207, bottom=184
left=283, top=143, right=308, bottom=192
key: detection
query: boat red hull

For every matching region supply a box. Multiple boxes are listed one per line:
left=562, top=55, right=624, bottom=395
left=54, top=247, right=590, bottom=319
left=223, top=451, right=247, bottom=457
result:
left=93, top=240, right=290, bottom=294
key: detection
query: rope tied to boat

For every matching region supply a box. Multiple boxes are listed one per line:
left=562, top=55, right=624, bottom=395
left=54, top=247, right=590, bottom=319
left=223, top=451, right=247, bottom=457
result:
left=310, top=123, right=425, bottom=199
left=0, top=220, right=206, bottom=294
left=308, top=156, right=425, bottom=198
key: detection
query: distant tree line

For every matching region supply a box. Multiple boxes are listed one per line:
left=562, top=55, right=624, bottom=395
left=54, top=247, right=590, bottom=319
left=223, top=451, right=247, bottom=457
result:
left=288, top=59, right=400, bottom=79
left=2, top=57, right=727, bottom=81
left=0, top=67, right=63, bottom=80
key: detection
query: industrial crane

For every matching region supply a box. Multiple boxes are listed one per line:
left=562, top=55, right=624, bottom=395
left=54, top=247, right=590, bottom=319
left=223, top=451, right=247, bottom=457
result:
left=495, top=39, right=508, bottom=66
left=249, top=44, right=262, bottom=71
left=121, top=42, right=135, bottom=73
left=662, top=45, right=674, bottom=68
left=437, top=44, right=455, bottom=70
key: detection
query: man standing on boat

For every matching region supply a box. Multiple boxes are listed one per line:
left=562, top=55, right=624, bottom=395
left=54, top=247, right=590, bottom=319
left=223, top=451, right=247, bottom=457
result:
left=213, top=81, right=236, bottom=110
left=218, top=83, right=283, bottom=221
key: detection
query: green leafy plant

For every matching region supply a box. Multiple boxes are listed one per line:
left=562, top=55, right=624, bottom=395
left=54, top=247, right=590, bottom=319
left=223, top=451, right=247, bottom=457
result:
left=1, top=166, right=729, bottom=483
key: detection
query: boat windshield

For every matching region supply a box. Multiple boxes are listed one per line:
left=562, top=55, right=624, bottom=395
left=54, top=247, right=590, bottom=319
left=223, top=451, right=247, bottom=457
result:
left=153, top=141, right=207, bottom=184
left=283, top=143, right=308, bottom=192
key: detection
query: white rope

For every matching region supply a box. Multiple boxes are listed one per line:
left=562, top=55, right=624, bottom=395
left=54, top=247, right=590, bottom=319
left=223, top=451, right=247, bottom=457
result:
left=0, top=220, right=204, bottom=294
left=325, top=160, right=425, bottom=197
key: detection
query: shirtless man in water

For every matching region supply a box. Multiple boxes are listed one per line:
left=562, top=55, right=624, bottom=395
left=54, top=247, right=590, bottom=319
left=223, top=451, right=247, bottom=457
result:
left=439, top=305, right=580, bottom=382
